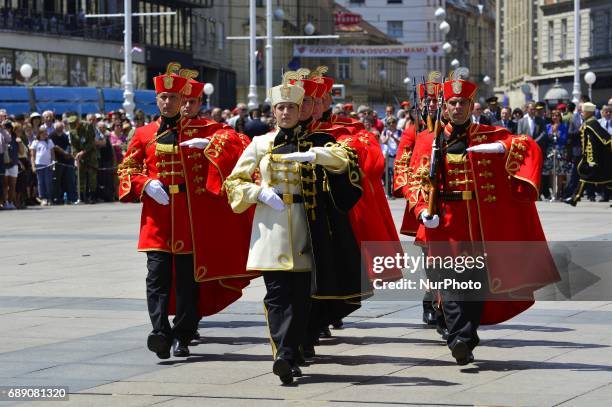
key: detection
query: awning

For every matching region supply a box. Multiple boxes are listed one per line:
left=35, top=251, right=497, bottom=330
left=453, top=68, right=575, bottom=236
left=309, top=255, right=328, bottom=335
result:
left=102, top=88, right=124, bottom=113
left=33, top=87, right=101, bottom=114
left=135, top=89, right=157, bottom=115
left=0, top=87, right=32, bottom=114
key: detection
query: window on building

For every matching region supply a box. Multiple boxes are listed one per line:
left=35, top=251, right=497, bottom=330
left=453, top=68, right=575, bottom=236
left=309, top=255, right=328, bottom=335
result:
left=561, top=19, right=567, bottom=59
left=387, top=20, right=403, bottom=38
left=589, top=13, right=594, bottom=56
left=217, top=22, right=224, bottom=50
left=209, top=19, right=217, bottom=49
left=608, top=11, right=612, bottom=54
left=548, top=21, right=554, bottom=62
left=388, top=0, right=402, bottom=3
left=349, top=0, right=365, bottom=4
left=600, top=11, right=611, bottom=55
left=338, top=57, right=350, bottom=80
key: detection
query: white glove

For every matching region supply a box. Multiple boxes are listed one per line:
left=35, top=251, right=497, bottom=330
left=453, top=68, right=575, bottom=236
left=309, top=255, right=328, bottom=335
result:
left=466, top=142, right=506, bottom=154
left=145, top=180, right=170, bottom=205
left=179, top=138, right=211, bottom=149
left=279, top=151, right=316, bottom=163
left=258, top=187, right=286, bottom=211
left=420, top=210, right=440, bottom=229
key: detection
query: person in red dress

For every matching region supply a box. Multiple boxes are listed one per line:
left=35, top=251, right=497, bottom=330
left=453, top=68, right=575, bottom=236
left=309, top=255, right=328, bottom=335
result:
left=407, top=75, right=559, bottom=365
left=117, top=64, right=255, bottom=359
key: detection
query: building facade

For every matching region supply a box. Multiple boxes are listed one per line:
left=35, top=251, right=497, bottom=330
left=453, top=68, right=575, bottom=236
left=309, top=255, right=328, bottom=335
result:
left=494, top=0, right=538, bottom=107
left=445, top=0, right=496, bottom=100
left=191, top=3, right=235, bottom=108
left=336, top=0, right=444, bottom=84
left=227, top=0, right=336, bottom=106
left=495, top=0, right=612, bottom=108
left=331, top=2, right=408, bottom=108
left=0, top=0, right=237, bottom=109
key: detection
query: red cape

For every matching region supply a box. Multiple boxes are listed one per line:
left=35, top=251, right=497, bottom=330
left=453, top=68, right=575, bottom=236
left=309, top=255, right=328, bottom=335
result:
left=407, top=123, right=560, bottom=324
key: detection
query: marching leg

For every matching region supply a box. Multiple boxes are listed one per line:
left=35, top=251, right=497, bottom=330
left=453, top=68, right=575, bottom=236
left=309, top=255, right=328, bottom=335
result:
left=145, top=251, right=173, bottom=359
left=172, top=254, right=199, bottom=357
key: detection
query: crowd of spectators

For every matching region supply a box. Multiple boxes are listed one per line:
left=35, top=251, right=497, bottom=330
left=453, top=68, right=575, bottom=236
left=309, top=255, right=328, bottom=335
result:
left=1, top=93, right=610, bottom=210
left=0, top=104, right=275, bottom=210
left=374, top=94, right=612, bottom=202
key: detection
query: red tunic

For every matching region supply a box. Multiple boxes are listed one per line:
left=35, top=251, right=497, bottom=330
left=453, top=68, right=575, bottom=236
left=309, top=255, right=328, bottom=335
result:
left=118, top=118, right=256, bottom=316
left=407, top=123, right=560, bottom=324
left=317, top=118, right=402, bottom=283
left=393, top=123, right=420, bottom=236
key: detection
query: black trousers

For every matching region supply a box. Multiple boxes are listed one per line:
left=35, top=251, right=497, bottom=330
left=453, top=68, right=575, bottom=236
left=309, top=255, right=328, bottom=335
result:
left=146, top=251, right=199, bottom=342
left=305, top=298, right=360, bottom=346
left=263, top=271, right=311, bottom=365
left=441, top=298, right=484, bottom=350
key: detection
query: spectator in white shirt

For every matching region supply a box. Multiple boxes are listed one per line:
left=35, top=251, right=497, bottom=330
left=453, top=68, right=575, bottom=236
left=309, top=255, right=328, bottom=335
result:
left=42, top=110, right=56, bottom=136
left=598, top=105, right=611, bottom=135
left=30, top=125, right=55, bottom=206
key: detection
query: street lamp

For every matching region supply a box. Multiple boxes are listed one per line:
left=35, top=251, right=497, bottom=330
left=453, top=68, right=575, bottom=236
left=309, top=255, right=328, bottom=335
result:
left=204, top=83, right=215, bottom=109
left=20, top=63, right=33, bottom=86
left=403, top=77, right=412, bottom=99
left=439, top=21, right=450, bottom=35
left=304, top=22, right=315, bottom=36
left=451, top=59, right=460, bottom=68
left=434, top=7, right=446, bottom=20
left=483, top=75, right=491, bottom=85
left=442, top=42, right=452, bottom=54
left=584, top=71, right=596, bottom=101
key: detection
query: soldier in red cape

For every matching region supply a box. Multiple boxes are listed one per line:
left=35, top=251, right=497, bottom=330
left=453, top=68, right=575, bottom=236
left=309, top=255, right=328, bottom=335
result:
left=393, top=78, right=446, bottom=330
left=407, top=75, right=559, bottom=365
left=117, top=64, right=255, bottom=359
left=393, top=81, right=442, bottom=234
left=311, top=69, right=403, bottom=333
left=166, top=70, right=255, bottom=350
left=317, top=74, right=402, bottom=282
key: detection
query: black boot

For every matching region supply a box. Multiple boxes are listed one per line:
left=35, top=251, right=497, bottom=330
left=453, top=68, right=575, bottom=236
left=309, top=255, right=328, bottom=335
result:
left=272, top=358, right=294, bottom=385
left=147, top=333, right=171, bottom=360
left=172, top=339, right=190, bottom=357
left=331, top=319, right=344, bottom=329
left=451, top=339, right=474, bottom=366
left=302, top=344, right=316, bottom=358
left=319, top=327, right=332, bottom=338
left=290, top=365, right=303, bottom=377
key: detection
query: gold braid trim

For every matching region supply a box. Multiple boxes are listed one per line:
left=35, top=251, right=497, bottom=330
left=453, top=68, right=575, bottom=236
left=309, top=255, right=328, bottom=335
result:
left=407, top=155, right=431, bottom=210
left=393, top=148, right=413, bottom=193
left=117, top=149, right=145, bottom=177
left=344, top=145, right=362, bottom=191
left=505, top=135, right=528, bottom=175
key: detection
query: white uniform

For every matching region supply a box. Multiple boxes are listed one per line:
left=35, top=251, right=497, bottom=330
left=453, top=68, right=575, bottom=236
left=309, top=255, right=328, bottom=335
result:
left=224, top=130, right=349, bottom=272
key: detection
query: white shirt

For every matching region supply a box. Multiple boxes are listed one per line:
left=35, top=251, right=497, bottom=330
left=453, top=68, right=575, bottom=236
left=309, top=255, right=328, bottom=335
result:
left=598, top=118, right=612, bottom=135
left=527, top=115, right=535, bottom=136
left=31, top=138, right=55, bottom=166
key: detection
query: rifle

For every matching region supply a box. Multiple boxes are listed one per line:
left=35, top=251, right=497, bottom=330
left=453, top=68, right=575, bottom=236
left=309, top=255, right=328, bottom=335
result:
left=412, top=77, right=421, bottom=132
left=426, top=79, right=445, bottom=218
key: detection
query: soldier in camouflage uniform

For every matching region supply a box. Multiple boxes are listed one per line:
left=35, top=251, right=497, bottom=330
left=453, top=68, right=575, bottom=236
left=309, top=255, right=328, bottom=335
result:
left=67, top=113, right=98, bottom=203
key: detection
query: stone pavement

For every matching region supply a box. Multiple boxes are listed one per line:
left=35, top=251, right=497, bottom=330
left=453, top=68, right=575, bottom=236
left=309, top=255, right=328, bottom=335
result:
left=0, top=200, right=611, bottom=407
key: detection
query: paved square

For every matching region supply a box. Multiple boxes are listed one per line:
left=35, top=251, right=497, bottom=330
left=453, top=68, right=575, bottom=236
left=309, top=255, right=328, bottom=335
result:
left=0, top=200, right=611, bottom=406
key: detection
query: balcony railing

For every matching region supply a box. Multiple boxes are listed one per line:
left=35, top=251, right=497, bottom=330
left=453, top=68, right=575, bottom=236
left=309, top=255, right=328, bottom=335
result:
left=0, top=8, right=124, bottom=42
